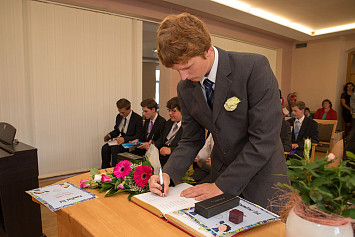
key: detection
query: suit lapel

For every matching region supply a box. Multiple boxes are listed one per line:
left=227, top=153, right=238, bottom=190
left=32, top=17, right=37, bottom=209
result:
left=193, top=82, right=212, bottom=120
left=213, top=74, right=232, bottom=123
left=213, top=47, right=232, bottom=124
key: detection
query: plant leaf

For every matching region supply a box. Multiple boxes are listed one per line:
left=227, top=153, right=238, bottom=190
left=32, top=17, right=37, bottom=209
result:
left=90, top=168, right=101, bottom=176
left=309, top=188, right=323, bottom=202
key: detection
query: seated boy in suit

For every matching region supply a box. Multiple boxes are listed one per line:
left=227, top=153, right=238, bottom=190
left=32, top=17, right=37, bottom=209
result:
left=154, top=97, right=183, bottom=167
left=131, top=98, right=166, bottom=156
left=101, top=98, right=144, bottom=168
left=287, top=101, right=319, bottom=158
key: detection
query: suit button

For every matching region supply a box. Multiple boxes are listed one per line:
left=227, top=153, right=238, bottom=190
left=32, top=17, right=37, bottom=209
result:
left=223, top=152, right=227, bottom=155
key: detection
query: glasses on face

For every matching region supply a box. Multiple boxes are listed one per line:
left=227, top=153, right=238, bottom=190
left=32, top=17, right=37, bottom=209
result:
left=167, top=108, right=179, bottom=113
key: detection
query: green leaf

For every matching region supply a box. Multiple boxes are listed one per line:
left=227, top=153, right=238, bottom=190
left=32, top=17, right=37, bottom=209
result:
left=310, top=177, right=331, bottom=188
left=342, top=208, right=355, bottom=218
left=301, top=193, right=311, bottom=204
left=105, top=188, right=120, bottom=197
left=309, top=188, right=323, bottom=202
left=317, top=186, right=333, bottom=198
left=345, top=151, right=355, bottom=159
left=101, top=183, right=113, bottom=190
left=90, top=168, right=101, bottom=176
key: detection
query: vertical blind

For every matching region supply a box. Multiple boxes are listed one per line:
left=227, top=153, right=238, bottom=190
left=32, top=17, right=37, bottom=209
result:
left=0, top=0, right=142, bottom=178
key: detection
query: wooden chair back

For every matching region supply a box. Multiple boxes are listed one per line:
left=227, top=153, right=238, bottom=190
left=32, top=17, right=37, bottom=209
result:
left=313, top=119, right=338, bottom=151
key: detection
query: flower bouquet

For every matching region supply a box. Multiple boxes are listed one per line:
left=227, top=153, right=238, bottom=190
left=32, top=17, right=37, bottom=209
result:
left=80, top=158, right=153, bottom=200
left=277, top=139, right=354, bottom=236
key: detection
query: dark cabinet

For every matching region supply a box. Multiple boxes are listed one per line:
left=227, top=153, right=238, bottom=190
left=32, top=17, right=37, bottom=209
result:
left=0, top=142, right=42, bottom=237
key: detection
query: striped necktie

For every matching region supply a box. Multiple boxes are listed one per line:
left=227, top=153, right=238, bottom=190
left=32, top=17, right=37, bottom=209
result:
left=203, top=78, right=214, bottom=110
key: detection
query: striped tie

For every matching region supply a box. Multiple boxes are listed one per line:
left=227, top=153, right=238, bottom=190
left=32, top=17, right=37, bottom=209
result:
left=203, top=78, right=214, bottom=109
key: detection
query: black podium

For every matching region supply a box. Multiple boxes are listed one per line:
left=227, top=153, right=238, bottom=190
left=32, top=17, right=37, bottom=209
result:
left=0, top=142, right=42, bottom=237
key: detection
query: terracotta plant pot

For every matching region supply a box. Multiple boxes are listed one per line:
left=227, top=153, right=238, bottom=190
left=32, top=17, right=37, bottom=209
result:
left=286, top=208, right=353, bottom=237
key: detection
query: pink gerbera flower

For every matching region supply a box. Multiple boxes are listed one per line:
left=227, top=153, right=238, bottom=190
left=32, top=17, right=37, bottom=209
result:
left=113, top=160, right=132, bottom=179
left=133, top=165, right=153, bottom=188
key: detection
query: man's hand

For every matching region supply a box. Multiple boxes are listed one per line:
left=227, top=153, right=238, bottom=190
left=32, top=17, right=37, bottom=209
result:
left=292, top=143, right=299, bottom=149
left=180, top=183, right=223, bottom=201
left=148, top=173, right=170, bottom=196
left=138, top=142, right=150, bottom=150
left=104, top=134, right=111, bottom=142
left=160, top=147, right=171, bottom=156
left=116, top=137, right=125, bottom=145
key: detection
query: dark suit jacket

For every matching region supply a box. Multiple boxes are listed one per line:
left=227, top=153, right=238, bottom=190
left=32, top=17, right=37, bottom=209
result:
left=140, top=114, right=166, bottom=143
left=287, top=116, right=319, bottom=156
left=163, top=47, right=289, bottom=209
left=154, top=119, right=183, bottom=167
left=154, top=119, right=183, bottom=152
left=109, top=111, right=144, bottom=143
left=281, top=119, right=292, bottom=152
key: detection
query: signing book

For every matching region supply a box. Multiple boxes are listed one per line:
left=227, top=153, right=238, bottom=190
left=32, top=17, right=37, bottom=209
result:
left=131, top=183, right=280, bottom=237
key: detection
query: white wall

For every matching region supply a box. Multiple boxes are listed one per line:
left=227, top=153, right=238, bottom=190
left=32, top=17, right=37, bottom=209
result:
left=0, top=0, right=142, bottom=177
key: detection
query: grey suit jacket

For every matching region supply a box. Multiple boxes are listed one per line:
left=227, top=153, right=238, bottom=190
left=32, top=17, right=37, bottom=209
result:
left=164, top=47, right=289, bottom=210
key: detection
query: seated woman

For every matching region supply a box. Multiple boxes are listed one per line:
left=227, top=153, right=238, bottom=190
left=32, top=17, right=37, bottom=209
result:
left=314, top=99, right=337, bottom=120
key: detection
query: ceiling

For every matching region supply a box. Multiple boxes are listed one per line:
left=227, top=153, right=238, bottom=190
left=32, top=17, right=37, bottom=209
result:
left=160, top=0, right=355, bottom=41
left=143, top=0, right=355, bottom=60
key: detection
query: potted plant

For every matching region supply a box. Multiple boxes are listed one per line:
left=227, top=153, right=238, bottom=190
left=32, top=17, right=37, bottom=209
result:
left=278, top=139, right=354, bottom=237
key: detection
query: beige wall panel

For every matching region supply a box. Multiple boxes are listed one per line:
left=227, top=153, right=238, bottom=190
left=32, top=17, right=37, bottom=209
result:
left=211, top=35, right=278, bottom=86
left=291, top=37, right=348, bottom=129
left=0, top=0, right=34, bottom=143
left=28, top=1, right=142, bottom=177
left=142, top=62, right=157, bottom=102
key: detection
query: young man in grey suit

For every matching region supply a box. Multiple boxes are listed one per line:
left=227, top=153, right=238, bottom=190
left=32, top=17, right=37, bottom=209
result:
left=148, top=13, right=289, bottom=211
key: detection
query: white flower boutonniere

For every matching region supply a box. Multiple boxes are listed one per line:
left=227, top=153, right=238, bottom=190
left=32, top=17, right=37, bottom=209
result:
left=224, top=96, right=241, bottom=111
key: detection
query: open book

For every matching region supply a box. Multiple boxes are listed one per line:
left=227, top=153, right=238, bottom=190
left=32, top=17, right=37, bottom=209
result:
left=131, top=183, right=279, bottom=237
left=131, top=183, right=212, bottom=236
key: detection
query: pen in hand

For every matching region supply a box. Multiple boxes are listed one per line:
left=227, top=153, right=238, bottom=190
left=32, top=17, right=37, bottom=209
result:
left=159, top=168, right=165, bottom=197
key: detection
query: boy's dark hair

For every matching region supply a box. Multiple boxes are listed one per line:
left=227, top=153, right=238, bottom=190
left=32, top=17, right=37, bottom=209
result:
left=141, top=99, right=158, bottom=110
left=116, top=98, right=131, bottom=110
left=166, top=97, right=180, bottom=111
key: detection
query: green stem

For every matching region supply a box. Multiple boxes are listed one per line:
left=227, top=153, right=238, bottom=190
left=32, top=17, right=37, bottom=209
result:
left=336, top=169, right=343, bottom=216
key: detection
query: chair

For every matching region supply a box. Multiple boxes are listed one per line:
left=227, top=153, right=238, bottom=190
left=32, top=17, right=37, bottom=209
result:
left=313, top=119, right=338, bottom=154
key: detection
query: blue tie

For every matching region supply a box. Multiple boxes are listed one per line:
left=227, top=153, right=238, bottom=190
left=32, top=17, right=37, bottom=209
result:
left=294, top=120, right=300, bottom=140
left=203, top=78, right=214, bottom=109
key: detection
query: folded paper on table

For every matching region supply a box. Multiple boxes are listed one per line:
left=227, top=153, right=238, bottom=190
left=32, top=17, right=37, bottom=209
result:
left=26, top=182, right=97, bottom=212
left=122, top=142, right=141, bottom=149
left=131, top=183, right=279, bottom=237
left=107, top=139, right=118, bottom=146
